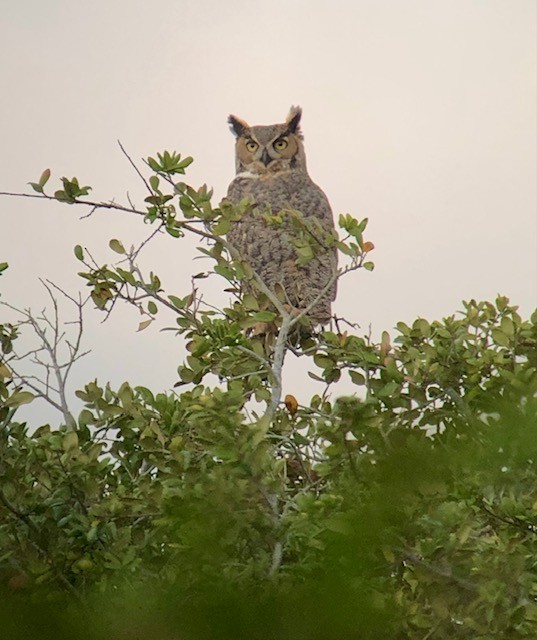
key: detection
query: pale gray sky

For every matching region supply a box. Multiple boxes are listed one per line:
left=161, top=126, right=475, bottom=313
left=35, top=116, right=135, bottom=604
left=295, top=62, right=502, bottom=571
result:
left=1, top=0, right=536, bottom=424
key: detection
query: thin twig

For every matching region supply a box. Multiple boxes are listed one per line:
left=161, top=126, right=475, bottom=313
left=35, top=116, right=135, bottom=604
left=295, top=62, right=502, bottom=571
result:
left=117, top=140, right=153, bottom=195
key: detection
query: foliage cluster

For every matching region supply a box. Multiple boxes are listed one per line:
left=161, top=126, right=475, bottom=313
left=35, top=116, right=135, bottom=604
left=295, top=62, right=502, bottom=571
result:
left=0, top=155, right=536, bottom=638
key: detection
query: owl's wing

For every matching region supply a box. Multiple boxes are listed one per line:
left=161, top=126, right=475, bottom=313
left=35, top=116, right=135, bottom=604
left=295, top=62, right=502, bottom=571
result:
left=293, top=182, right=338, bottom=302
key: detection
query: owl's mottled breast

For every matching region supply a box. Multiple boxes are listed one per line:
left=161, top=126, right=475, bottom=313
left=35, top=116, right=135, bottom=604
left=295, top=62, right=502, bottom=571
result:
left=227, top=170, right=332, bottom=227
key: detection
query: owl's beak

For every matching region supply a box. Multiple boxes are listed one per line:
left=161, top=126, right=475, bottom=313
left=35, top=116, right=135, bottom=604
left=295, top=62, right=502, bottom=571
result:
left=261, top=149, right=272, bottom=166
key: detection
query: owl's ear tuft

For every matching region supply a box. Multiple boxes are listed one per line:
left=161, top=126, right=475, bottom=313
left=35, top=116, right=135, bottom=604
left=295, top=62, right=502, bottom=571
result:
left=228, top=115, right=250, bottom=137
left=285, top=106, right=302, bottom=134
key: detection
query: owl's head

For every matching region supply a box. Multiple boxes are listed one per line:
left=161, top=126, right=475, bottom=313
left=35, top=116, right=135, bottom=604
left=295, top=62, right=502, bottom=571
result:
left=228, top=106, right=306, bottom=176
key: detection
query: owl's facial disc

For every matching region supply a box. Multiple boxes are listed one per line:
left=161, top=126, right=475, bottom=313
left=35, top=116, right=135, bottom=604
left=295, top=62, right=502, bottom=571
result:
left=235, top=126, right=303, bottom=175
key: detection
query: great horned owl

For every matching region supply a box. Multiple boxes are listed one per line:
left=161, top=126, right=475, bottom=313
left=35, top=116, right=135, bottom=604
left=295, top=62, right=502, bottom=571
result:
left=226, top=106, right=337, bottom=327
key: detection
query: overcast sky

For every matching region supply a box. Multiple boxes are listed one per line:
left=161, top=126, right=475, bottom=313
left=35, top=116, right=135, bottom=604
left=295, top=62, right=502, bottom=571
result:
left=1, top=0, right=536, bottom=425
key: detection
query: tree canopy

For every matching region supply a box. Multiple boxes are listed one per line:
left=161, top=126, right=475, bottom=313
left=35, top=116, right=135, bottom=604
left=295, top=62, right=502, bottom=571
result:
left=0, top=153, right=536, bottom=639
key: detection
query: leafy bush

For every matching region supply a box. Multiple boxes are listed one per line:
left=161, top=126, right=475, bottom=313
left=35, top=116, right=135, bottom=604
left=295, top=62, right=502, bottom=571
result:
left=0, top=155, right=536, bottom=638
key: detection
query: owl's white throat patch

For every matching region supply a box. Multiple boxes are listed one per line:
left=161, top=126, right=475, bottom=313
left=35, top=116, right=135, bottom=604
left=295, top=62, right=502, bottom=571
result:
left=235, top=170, right=259, bottom=179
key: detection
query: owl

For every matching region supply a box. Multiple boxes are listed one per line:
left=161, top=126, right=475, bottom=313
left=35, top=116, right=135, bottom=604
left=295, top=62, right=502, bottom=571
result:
left=226, top=106, right=337, bottom=327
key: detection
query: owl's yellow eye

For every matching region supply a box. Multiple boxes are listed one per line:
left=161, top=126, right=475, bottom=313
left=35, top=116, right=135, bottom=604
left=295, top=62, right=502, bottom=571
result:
left=274, top=138, right=288, bottom=150
left=245, top=140, right=258, bottom=152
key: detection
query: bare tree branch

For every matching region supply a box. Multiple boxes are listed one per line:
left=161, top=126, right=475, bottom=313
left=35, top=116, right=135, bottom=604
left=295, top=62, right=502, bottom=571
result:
left=0, top=283, right=89, bottom=426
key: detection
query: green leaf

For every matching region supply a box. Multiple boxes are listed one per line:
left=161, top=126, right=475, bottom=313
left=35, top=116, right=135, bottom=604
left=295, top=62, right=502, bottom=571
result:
left=252, top=311, right=277, bottom=322
left=109, top=239, right=126, bottom=254
left=357, top=217, right=369, bottom=233
left=396, top=321, right=410, bottom=336
left=147, top=156, right=161, bottom=171
left=54, top=189, right=75, bottom=203
left=168, top=295, right=187, bottom=309
left=349, top=370, right=365, bottom=385
left=149, top=175, right=160, bottom=191
left=376, top=380, right=399, bottom=398
left=148, top=300, right=158, bottom=315
left=363, top=261, right=375, bottom=271
left=212, top=218, right=231, bottom=235
left=62, top=430, right=79, bottom=452
left=414, top=318, right=430, bottom=337
left=491, top=327, right=510, bottom=347
left=0, top=262, right=8, bottom=275
left=38, top=168, right=51, bottom=188
left=178, top=156, right=194, bottom=170
left=28, top=182, right=43, bottom=194
left=74, top=245, right=84, bottom=261
left=313, top=354, right=334, bottom=369
left=295, top=245, right=313, bottom=260
left=78, top=409, right=94, bottom=426
left=336, top=242, right=354, bottom=256
left=242, top=294, right=259, bottom=311
left=86, top=526, right=98, bottom=543
left=4, top=390, right=35, bottom=407
left=214, top=264, right=235, bottom=280
left=166, top=226, right=183, bottom=238
left=291, top=432, right=310, bottom=446
left=178, top=366, right=194, bottom=383
left=116, top=268, right=136, bottom=285
left=500, top=315, right=515, bottom=337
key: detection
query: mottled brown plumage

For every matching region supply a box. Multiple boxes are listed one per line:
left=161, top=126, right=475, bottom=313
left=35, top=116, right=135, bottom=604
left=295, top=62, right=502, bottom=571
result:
left=226, top=107, right=337, bottom=326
